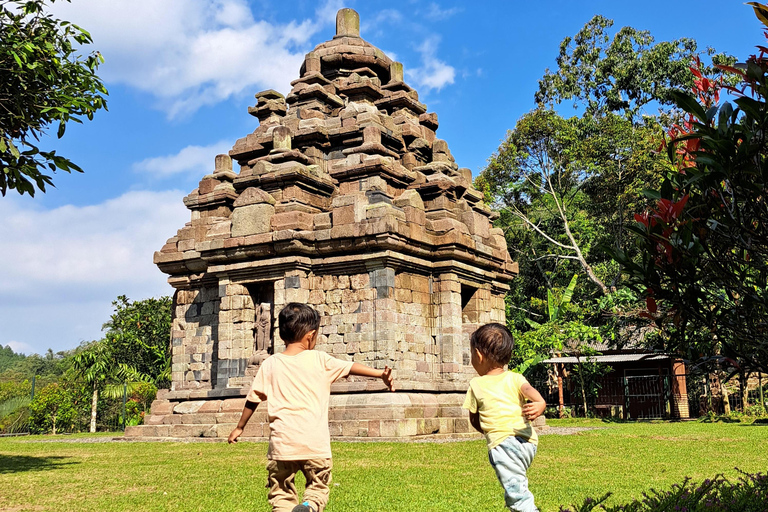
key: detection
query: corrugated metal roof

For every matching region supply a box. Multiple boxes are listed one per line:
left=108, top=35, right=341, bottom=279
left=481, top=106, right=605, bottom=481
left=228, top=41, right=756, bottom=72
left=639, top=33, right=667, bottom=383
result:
left=542, top=354, right=670, bottom=364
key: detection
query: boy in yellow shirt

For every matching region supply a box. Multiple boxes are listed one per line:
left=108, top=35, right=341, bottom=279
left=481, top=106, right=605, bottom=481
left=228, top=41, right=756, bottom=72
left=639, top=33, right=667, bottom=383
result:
left=229, top=302, right=395, bottom=512
left=463, top=323, right=546, bottom=512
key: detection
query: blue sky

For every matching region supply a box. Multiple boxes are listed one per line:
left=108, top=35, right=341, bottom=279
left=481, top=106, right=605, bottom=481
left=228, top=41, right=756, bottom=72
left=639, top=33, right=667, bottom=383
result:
left=1, top=0, right=759, bottom=356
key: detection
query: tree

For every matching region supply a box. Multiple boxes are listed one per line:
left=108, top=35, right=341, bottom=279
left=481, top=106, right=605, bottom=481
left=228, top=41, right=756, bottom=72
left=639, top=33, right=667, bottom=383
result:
left=535, top=14, right=732, bottom=121
left=28, top=382, right=77, bottom=434
left=1, top=0, right=108, bottom=197
left=513, top=275, right=606, bottom=417
left=481, top=109, right=609, bottom=294
left=480, top=17, right=733, bottom=345
left=512, top=275, right=579, bottom=416
left=0, top=345, right=25, bottom=372
left=72, top=337, right=159, bottom=432
left=614, top=2, right=768, bottom=376
left=72, top=341, right=111, bottom=433
left=103, top=295, right=172, bottom=387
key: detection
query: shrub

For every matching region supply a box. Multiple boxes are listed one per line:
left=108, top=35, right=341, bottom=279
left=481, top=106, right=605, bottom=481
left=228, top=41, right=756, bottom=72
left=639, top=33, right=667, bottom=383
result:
left=559, top=470, right=768, bottom=511
left=743, top=404, right=768, bottom=418
left=27, top=382, right=88, bottom=434
left=0, top=380, right=31, bottom=402
left=0, top=396, right=30, bottom=433
left=545, top=406, right=574, bottom=419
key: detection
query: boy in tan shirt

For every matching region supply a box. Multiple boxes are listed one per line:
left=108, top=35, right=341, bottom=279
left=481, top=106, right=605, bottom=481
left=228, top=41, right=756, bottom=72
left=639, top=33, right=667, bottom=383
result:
left=229, top=302, right=395, bottom=512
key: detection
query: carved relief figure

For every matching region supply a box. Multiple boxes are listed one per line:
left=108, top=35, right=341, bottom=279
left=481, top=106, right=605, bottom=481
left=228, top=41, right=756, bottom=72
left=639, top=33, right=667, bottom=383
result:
left=249, top=302, right=272, bottom=365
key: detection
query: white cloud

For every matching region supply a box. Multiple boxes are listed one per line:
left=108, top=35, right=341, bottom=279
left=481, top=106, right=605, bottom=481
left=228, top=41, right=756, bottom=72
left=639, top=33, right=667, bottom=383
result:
left=0, top=191, right=190, bottom=354
left=6, top=341, right=35, bottom=356
left=405, top=36, right=456, bottom=91
left=425, top=3, right=461, bottom=21
left=133, top=140, right=233, bottom=177
left=50, top=0, right=338, bottom=118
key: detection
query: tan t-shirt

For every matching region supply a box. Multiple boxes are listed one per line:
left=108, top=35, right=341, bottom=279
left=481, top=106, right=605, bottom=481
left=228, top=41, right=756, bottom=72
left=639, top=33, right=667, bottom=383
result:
left=247, top=349, right=353, bottom=460
left=462, top=371, right=538, bottom=449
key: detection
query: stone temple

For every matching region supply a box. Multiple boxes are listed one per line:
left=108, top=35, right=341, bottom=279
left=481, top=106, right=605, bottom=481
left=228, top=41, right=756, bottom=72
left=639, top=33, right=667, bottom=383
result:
left=127, top=8, right=516, bottom=440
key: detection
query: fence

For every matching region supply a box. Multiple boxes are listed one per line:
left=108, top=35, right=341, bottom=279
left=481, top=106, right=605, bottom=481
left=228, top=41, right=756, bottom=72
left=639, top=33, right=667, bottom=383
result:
left=0, top=377, right=132, bottom=435
left=531, top=373, right=768, bottom=420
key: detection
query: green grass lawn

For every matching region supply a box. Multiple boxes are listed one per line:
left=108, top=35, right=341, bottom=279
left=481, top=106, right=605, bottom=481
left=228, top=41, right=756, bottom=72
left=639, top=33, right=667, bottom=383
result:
left=0, top=420, right=765, bottom=512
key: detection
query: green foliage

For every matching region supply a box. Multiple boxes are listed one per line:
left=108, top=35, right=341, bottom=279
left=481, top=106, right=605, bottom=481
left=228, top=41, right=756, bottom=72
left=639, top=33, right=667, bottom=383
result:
left=484, top=16, right=735, bottom=365
left=545, top=405, right=573, bottom=418
left=0, top=347, right=77, bottom=380
left=71, top=295, right=170, bottom=432
left=28, top=382, right=85, bottom=434
left=0, top=0, right=108, bottom=197
left=478, top=107, right=666, bottom=338
left=0, top=295, right=171, bottom=434
left=512, top=275, right=579, bottom=372
left=0, top=345, right=26, bottom=372
left=535, top=14, right=734, bottom=120
left=103, top=295, right=173, bottom=387
left=0, top=380, right=32, bottom=433
left=129, top=381, right=157, bottom=411
left=72, top=340, right=112, bottom=387
left=615, top=6, right=768, bottom=375
left=0, top=379, right=30, bottom=402
left=0, top=396, right=30, bottom=433
left=560, top=470, right=768, bottom=512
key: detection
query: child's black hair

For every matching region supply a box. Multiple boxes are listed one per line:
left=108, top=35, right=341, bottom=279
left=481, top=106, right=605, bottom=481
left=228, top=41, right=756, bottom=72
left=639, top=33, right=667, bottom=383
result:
left=278, top=303, right=320, bottom=343
left=470, top=323, right=514, bottom=366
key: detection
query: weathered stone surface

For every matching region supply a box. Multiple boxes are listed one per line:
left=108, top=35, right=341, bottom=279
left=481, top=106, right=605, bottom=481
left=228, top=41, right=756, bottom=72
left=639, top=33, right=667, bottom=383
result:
left=231, top=203, right=275, bottom=237
left=335, top=8, right=360, bottom=38
left=233, top=187, right=276, bottom=207
left=173, top=401, right=206, bottom=414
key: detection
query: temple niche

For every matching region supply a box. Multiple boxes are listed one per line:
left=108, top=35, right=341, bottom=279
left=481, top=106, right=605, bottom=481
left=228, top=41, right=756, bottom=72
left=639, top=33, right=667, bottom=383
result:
left=128, top=8, right=517, bottom=440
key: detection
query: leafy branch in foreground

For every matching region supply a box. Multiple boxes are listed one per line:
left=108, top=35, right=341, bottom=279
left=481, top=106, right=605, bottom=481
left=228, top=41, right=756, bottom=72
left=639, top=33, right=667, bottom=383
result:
left=614, top=3, right=768, bottom=376
left=0, top=0, right=108, bottom=196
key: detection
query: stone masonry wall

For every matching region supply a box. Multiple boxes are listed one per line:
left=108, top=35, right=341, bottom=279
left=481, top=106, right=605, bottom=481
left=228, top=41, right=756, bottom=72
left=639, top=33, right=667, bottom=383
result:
left=181, top=267, right=509, bottom=391
left=171, top=286, right=219, bottom=390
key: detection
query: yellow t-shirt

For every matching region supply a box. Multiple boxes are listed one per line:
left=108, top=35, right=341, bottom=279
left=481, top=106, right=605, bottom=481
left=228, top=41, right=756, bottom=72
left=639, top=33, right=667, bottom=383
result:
left=462, top=371, right=538, bottom=449
left=247, top=349, right=353, bottom=460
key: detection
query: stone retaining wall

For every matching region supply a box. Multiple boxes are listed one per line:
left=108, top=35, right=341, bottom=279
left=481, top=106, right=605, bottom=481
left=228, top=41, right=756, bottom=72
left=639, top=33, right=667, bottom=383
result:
left=127, top=392, right=475, bottom=440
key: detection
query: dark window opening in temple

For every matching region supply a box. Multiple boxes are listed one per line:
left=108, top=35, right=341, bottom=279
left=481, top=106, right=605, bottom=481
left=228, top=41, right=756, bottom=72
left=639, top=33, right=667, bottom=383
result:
left=461, top=284, right=479, bottom=324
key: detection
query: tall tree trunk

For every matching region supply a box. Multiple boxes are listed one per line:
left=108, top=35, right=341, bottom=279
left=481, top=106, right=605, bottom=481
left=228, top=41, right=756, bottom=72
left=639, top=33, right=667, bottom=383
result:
left=576, top=362, right=588, bottom=416
left=90, top=383, right=98, bottom=433
left=740, top=372, right=749, bottom=412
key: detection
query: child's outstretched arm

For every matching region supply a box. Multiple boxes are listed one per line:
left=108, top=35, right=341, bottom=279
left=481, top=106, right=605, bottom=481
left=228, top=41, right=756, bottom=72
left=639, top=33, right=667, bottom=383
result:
left=349, top=363, right=395, bottom=391
left=228, top=394, right=264, bottom=443
left=521, top=383, right=546, bottom=421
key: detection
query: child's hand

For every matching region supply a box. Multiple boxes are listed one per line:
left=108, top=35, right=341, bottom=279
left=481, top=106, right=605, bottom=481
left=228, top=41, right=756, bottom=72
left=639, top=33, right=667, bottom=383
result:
left=228, top=427, right=243, bottom=444
left=381, top=365, right=395, bottom=391
left=522, top=400, right=546, bottom=421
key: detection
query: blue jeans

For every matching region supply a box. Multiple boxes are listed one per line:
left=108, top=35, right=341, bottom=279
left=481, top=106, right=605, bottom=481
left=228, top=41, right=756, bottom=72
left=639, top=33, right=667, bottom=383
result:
left=488, top=436, right=539, bottom=512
